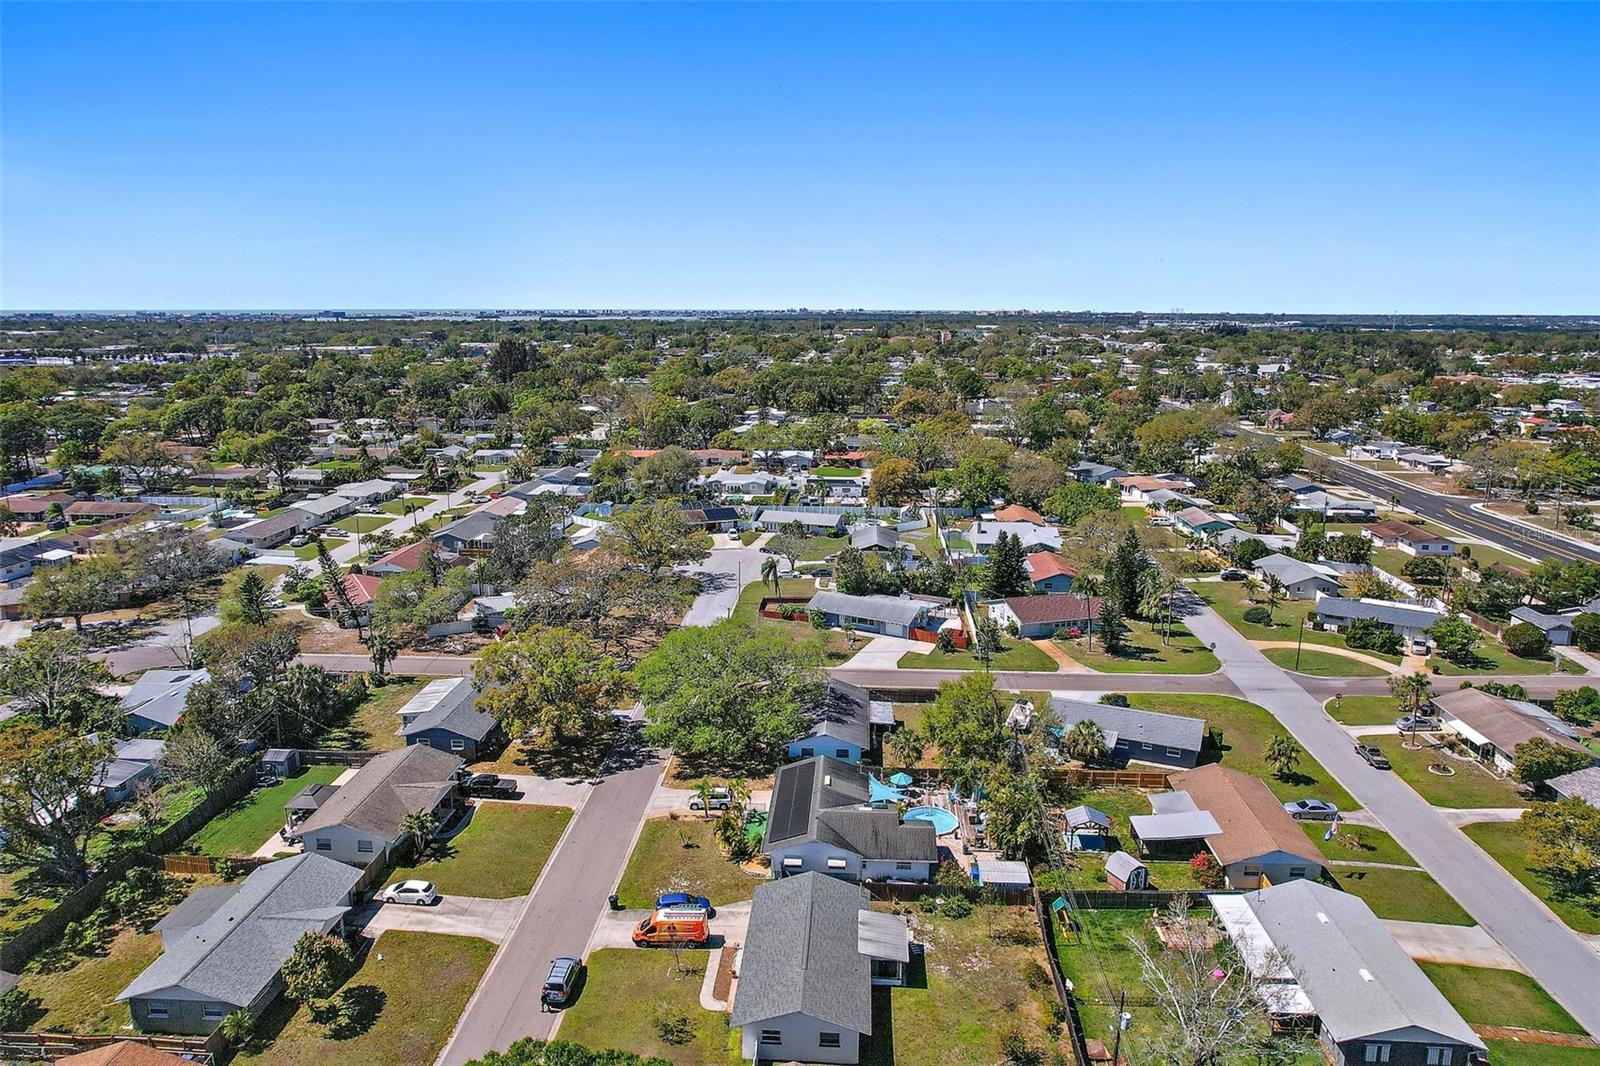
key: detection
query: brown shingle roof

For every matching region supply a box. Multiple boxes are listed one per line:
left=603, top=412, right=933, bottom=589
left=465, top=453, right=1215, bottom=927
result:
left=57, top=1043, right=193, bottom=1066
left=1167, top=764, right=1322, bottom=867
left=1432, top=689, right=1588, bottom=758
left=1001, top=593, right=1102, bottom=626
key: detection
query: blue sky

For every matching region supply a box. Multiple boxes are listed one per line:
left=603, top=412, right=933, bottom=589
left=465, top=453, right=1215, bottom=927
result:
left=3, top=2, right=1597, bottom=312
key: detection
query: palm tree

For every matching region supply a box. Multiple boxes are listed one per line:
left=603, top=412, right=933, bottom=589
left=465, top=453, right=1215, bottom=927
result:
left=1074, top=575, right=1102, bottom=651
left=760, top=556, right=780, bottom=594
left=1063, top=720, right=1108, bottom=764
left=693, top=776, right=717, bottom=820
left=1388, top=672, right=1433, bottom=749
left=1242, top=575, right=1263, bottom=604
left=1138, top=568, right=1179, bottom=643
left=1264, top=735, right=1303, bottom=780
left=402, top=810, right=439, bottom=860
left=1264, top=575, right=1285, bottom=621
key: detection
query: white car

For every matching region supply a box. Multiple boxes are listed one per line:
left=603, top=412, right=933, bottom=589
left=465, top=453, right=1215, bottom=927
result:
left=380, top=879, right=439, bottom=906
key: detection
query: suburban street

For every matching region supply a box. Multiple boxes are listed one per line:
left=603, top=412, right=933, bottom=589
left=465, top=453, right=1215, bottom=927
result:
left=437, top=731, right=664, bottom=1066
left=1176, top=592, right=1600, bottom=1037
left=678, top=540, right=773, bottom=626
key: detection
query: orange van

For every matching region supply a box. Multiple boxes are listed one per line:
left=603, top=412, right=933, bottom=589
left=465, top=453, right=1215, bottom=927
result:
left=632, top=908, right=710, bottom=947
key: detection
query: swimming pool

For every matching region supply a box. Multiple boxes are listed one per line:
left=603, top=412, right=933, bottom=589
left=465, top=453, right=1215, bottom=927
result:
left=902, top=805, right=959, bottom=835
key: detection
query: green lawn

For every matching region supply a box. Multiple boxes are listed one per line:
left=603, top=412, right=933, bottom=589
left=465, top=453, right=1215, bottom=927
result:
left=240, top=932, right=494, bottom=1066
left=1327, top=695, right=1402, bottom=726
left=1432, top=639, right=1561, bottom=676
left=1370, top=736, right=1528, bottom=809
left=380, top=495, right=435, bottom=516
left=558, top=948, right=734, bottom=1066
left=732, top=576, right=852, bottom=663
left=0, top=866, right=66, bottom=938
left=184, top=765, right=346, bottom=858
left=812, top=465, right=863, bottom=478
left=1054, top=907, right=1167, bottom=1049
left=316, top=678, right=429, bottom=750
left=1484, top=1042, right=1600, bottom=1066
left=1197, top=585, right=1401, bottom=663
left=293, top=536, right=348, bottom=559
left=1420, top=961, right=1585, bottom=1034
left=615, top=816, right=766, bottom=909
left=1306, top=822, right=1417, bottom=868
left=738, top=529, right=761, bottom=546
left=1130, top=693, right=1357, bottom=810
left=390, top=803, right=572, bottom=898
left=1056, top=620, right=1220, bottom=674
left=18, top=924, right=164, bottom=1033
left=900, top=638, right=1058, bottom=672
left=1462, top=821, right=1600, bottom=934
left=333, top=514, right=395, bottom=534
left=1265, top=646, right=1389, bottom=677
left=1327, top=866, right=1474, bottom=925
left=732, top=575, right=816, bottom=622
left=863, top=904, right=1064, bottom=1066
left=794, top=533, right=849, bottom=561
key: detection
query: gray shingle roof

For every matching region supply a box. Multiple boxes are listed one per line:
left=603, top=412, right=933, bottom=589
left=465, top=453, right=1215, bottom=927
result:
left=1313, top=593, right=1442, bottom=629
left=295, top=744, right=461, bottom=839
left=850, top=525, right=899, bottom=551
left=729, top=873, right=875, bottom=1034
left=1245, top=880, right=1484, bottom=1049
left=1510, top=606, right=1574, bottom=633
left=394, top=677, right=499, bottom=743
left=799, top=680, right=872, bottom=750
left=119, top=854, right=361, bottom=1007
left=760, top=509, right=844, bottom=530
left=805, top=590, right=928, bottom=627
left=1254, top=553, right=1338, bottom=588
left=120, top=669, right=210, bottom=728
left=1049, top=696, right=1207, bottom=754
left=765, top=757, right=869, bottom=847
left=814, top=808, right=937, bottom=861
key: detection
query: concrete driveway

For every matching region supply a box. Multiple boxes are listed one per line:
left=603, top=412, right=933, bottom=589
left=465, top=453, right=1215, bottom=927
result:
left=840, top=635, right=932, bottom=670
left=587, top=900, right=753, bottom=950
left=679, top=546, right=790, bottom=627
left=477, top=775, right=592, bottom=809
left=356, top=895, right=523, bottom=944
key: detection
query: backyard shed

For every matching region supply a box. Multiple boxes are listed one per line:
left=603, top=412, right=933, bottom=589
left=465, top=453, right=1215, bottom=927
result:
left=974, top=860, right=1032, bottom=888
left=1105, top=851, right=1148, bottom=891
left=262, top=749, right=301, bottom=778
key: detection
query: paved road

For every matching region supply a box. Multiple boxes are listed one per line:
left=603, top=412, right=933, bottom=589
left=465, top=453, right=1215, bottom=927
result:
left=296, top=651, right=480, bottom=676
left=326, top=474, right=506, bottom=566
left=437, top=734, right=664, bottom=1065
left=679, top=544, right=781, bottom=626
left=1294, top=674, right=1596, bottom=700
left=831, top=665, right=1245, bottom=695
left=1178, top=592, right=1600, bottom=1036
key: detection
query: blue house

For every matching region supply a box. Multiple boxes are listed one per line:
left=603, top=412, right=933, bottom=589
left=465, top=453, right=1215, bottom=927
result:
left=786, top=680, right=891, bottom=764
left=395, top=677, right=504, bottom=760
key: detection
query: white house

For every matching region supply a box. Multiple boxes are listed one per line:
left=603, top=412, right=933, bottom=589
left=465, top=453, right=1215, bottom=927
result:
left=292, top=745, right=462, bottom=865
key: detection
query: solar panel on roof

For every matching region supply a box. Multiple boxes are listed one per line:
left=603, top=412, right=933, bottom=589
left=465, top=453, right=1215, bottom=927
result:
left=768, top=760, right=816, bottom=843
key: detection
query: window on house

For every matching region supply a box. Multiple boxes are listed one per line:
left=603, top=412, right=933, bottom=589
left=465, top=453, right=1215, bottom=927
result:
left=357, top=840, right=375, bottom=853
left=450, top=739, right=465, bottom=752
left=800, top=748, right=814, bottom=758
left=896, top=862, right=914, bottom=870
left=1142, top=742, right=1154, bottom=750
left=147, top=1003, right=170, bottom=1019
left=826, top=858, right=848, bottom=870
left=1289, top=867, right=1307, bottom=878
left=759, top=1030, right=783, bottom=1046
left=1243, top=867, right=1261, bottom=878
left=1426, top=1050, right=1452, bottom=1066
left=1365, top=1045, right=1391, bottom=1063
left=819, top=1033, right=842, bottom=1048
left=315, top=838, right=331, bottom=851
left=1166, top=748, right=1182, bottom=758
left=203, top=1006, right=226, bottom=1020
left=835, top=749, right=849, bottom=759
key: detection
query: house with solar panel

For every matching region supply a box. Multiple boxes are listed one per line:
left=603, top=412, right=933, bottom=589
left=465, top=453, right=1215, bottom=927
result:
left=763, top=756, right=939, bottom=882
left=731, top=872, right=910, bottom=1063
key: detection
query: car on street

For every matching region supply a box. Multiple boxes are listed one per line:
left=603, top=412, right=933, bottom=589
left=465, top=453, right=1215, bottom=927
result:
left=1283, top=799, right=1339, bottom=821
left=1395, top=714, right=1441, bottom=732
left=688, top=786, right=733, bottom=812
left=540, top=955, right=583, bottom=1009
left=1354, top=742, right=1391, bottom=769
left=380, top=879, right=440, bottom=906
left=289, top=534, right=311, bottom=547
left=1219, top=568, right=1246, bottom=581
left=657, top=891, right=715, bottom=917
left=461, top=772, right=519, bottom=799
left=1149, top=516, right=1174, bottom=527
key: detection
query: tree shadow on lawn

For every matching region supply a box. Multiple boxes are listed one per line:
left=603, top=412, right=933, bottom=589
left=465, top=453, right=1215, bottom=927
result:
left=321, top=985, right=386, bottom=1040
left=1530, top=862, right=1600, bottom=919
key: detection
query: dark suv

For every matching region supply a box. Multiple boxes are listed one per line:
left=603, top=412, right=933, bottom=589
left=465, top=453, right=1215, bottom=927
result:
left=1354, top=742, right=1391, bottom=769
left=462, top=773, right=519, bottom=798
left=540, top=955, right=582, bottom=1009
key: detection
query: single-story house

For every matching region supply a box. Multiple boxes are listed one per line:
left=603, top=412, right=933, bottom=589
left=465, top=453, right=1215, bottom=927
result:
left=56, top=1041, right=195, bottom=1065
left=1431, top=688, right=1590, bottom=774
left=1214, top=880, right=1485, bottom=1066
left=970, top=520, right=1061, bottom=556
left=1398, top=450, right=1452, bottom=473
left=1349, top=440, right=1406, bottom=461
left=1115, top=476, right=1188, bottom=503
left=433, top=510, right=503, bottom=554
left=1069, top=461, right=1129, bottom=484
left=991, top=503, right=1048, bottom=526
left=1143, top=488, right=1198, bottom=512
left=1160, top=765, right=1325, bottom=889
left=1049, top=696, right=1206, bottom=769
left=229, top=511, right=309, bottom=550
left=679, top=505, right=741, bottom=532
left=286, top=494, right=356, bottom=525
left=367, top=538, right=459, bottom=576
left=293, top=745, right=462, bottom=865
left=1313, top=593, right=1443, bottom=642
left=121, top=669, right=210, bottom=732
left=1364, top=519, right=1456, bottom=556
left=701, top=470, right=788, bottom=496
left=1210, top=526, right=1297, bottom=554
left=1509, top=606, right=1576, bottom=646
left=1023, top=550, right=1077, bottom=594
left=331, top=478, right=403, bottom=505
left=0, top=536, right=75, bottom=583
left=64, top=500, right=157, bottom=524
left=95, top=737, right=168, bottom=806
left=117, top=854, right=363, bottom=1035
left=805, top=590, right=932, bottom=638
left=991, top=593, right=1103, bottom=638
left=753, top=449, right=817, bottom=472
left=758, top=509, right=846, bottom=534
left=731, top=872, right=909, bottom=1064
left=0, top=491, right=74, bottom=522
left=1173, top=507, right=1234, bottom=538
left=788, top=680, right=891, bottom=764
left=763, top=756, right=939, bottom=882
left=848, top=525, right=901, bottom=556
left=324, top=573, right=381, bottom=627
left=394, top=677, right=503, bottom=759
left=1288, top=492, right=1379, bottom=522
left=1252, top=554, right=1342, bottom=600
left=1547, top=765, right=1600, bottom=806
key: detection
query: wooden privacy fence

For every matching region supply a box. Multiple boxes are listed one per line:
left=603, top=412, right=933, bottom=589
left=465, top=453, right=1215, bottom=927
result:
left=1034, top=887, right=1087, bottom=1066
left=297, top=748, right=382, bottom=767
left=863, top=880, right=1032, bottom=905
left=0, top=1031, right=218, bottom=1063
left=161, top=854, right=276, bottom=876
left=1049, top=767, right=1172, bottom=790
left=1042, top=888, right=1218, bottom=912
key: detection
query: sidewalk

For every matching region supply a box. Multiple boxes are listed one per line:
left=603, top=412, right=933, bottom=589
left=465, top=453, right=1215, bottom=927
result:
left=840, top=635, right=933, bottom=670
left=1556, top=646, right=1600, bottom=675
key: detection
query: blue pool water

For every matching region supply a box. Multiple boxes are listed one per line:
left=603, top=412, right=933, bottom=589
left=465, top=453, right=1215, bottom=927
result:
left=902, top=805, right=959, bottom=835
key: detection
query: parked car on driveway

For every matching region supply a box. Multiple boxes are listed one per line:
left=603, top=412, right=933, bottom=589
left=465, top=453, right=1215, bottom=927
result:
left=657, top=891, right=715, bottom=917
left=462, top=773, right=519, bottom=799
left=380, top=880, right=439, bottom=906
left=1219, top=568, right=1246, bottom=581
left=1354, top=742, right=1391, bottom=769
left=1395, top=714, right=1441, bottom=732
left=1283, top=799, right=1339, bottom=821
left=540, top=955, right=583, bottom=1009
left=688, top=786, right=733, bottom=812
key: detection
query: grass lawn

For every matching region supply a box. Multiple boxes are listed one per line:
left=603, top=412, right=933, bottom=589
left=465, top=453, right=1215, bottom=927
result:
left=316, top=677, right=429, bottom=750
left=1197, top=585, right=1400, bottom=663
left=293, top=536, right=348, bottom=559
left=1462, top=821, right=1600, bottom=934
left=333, top=514, right=395, bottom=534
left=241, top=932, right=493, bottom=1066
left=1264, top=646, right=1389, bottom=677
left=0, top=867, right=65, bottom=938
left=616, top=815, right=765, bottom=909
left=380, top=495, right=435, bottom=516
left=1057, top=620, right=1220, bottom=674
left=1327, top=695, right=1402, bottom=726
left=390, top=803, right=572, bottom=898
left=1327, top=866, right=1473, bottom=925
left=864, top=903, right=1063, bottom=1066
left=18, top=924, right=164, bottom=1033
left=1130, top=693, right=1357, bottom=810
left=738, top=529, right=761, bottom=546
left=1054, top=907, right=1163, bottom=1047
left=731, top=576, right=852, bottom=664
left=794, top=533, right=849, bottom=561
left=1485, top=1042, right=1600, bottom=1066
left=900, top=638, right=1058, bottom=672
left=558, top=948, right=733, bottom=1066
left=1371, top=736, right=1528, bottom=810
left=185, top=765, right=345, bottom=858
left=1307, top=822, right=1416, bottom=868
left=1420, top=961, right=1585, bottom=1034
left=1432, top=640, right=1561, bottom=676
left=813, top=465, right=863, bottom=478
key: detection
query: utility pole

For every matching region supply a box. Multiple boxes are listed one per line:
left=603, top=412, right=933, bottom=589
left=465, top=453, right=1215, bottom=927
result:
left=1294, top=615, right=1306, bottom=672
left=1110, top=989, right=1129, bottom=1066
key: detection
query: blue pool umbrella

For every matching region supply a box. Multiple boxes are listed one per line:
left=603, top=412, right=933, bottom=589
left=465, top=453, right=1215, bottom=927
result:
left=868, top=775, right=909, bottom=805
left=889, top=772, right=914, bottom=787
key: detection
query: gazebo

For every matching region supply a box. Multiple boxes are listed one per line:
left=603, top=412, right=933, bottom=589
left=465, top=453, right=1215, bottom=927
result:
left=1064, top=805, right=1112, bottom=852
